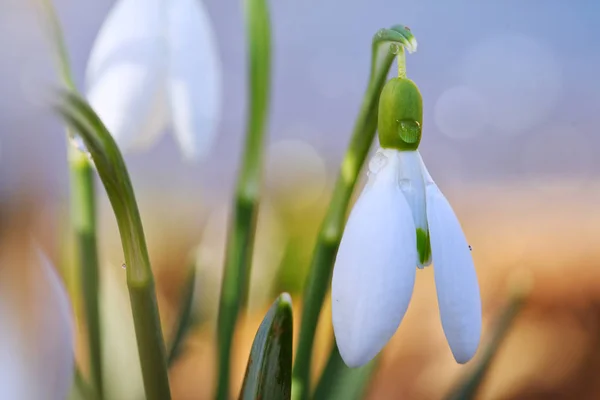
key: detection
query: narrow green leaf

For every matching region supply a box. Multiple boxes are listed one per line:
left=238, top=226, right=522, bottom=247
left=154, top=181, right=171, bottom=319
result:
left=445, top=284, right=529, bottom=400
left=39, top=1, right=103, bottom=395
left=68, top=364, right=99, bottom=400
left=168, top=261, right=197, bottom=366
left=291, top=25, right=417, bottom=400
left=54, top=91, right=171, bottom=400
left=313, top=343, right=378, bottom=400
left=239, top=293, right=294, bottom=400
left=215, top=0, right=272, bottom=398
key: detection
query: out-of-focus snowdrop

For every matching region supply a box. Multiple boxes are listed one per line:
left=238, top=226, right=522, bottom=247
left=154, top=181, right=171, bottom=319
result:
left=86, top=0, right=222, bottom=160
left=194, top=202, right=286, bottom=322
left=0, top=239, right=74, bottom=400
left=332, top=75, right=482, bottom=368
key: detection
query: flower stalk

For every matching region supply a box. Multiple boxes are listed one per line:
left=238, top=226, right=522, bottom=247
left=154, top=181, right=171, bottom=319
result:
left=39, top=0, right=103, bottom=396
left=291, top=25, right=417, bottom=400
left=215, top=0, right=272, bottom=398
left=68, top=145, right=102, bottom=397
left=54, top=92, right=171, bottom=400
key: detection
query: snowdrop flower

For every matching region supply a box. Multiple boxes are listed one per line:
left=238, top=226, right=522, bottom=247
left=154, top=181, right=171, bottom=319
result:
left=332, top=75, right=482, bottom=367
left=86, top=0, right=222, bottom=160
left=0, top=246, right=74, bottom=400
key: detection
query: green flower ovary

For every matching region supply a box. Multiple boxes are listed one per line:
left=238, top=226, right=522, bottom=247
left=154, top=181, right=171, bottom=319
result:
left=378, top=78, right=423, bottom=151
left=416, top=228, right=431, bottom=267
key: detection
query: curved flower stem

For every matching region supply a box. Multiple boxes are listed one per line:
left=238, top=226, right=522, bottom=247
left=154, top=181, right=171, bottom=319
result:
left=290, top=25, right=417, bottom=400
left=215, top=0, right=272, bottom=399
left=39, top=1, right=103, bottom=397
left=55, top=92, right=171, bottom=400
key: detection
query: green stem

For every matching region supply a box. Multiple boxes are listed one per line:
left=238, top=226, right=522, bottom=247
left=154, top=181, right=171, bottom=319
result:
left=215, top=0, right=271, bottom=399
left=39, top=0, right=103, bottom=396
left=313, top=343, right=378, bottom=400
left=55, top=93, right=172, bottom=400
left=167, top=262, right=197, bottom=366
left=445, top=284, right=529, bottom=400
left=397, top=47, right=406, bottom=79
left=69, top=146, right=102, bottom=398
left=291, top=26, right=416, bottom=400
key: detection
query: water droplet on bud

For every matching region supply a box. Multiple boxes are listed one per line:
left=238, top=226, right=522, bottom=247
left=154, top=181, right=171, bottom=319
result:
left=121, top=263, right=126, bottom=269
left=69, top=134, right=93, bottom=161
left=389, top=43, right=400, bottom=55
left=368, top=151, right=388, bottom=175
left=398, top=120, right=421, bottom=144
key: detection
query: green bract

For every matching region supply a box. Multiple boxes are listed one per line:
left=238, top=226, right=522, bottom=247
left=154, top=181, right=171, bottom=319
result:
left=378, top=78, right=423, bottom=151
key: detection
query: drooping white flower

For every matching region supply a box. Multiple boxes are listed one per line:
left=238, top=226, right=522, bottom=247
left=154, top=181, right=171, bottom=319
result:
left=332, top=75, right=481, bottom=367
left=0, top=247, right=74, bottom=400
left=86, top=0, right=222, bottom=160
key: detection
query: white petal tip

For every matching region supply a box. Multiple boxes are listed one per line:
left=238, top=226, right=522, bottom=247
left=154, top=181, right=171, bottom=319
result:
left=451, top=344, right=479, bottom=364
left=335, top=337, right=380, bottom=368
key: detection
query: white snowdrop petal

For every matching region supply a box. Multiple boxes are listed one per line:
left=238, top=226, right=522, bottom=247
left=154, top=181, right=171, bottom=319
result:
left=129, top=82, right=170, bottom=150
left=167, top=0, right=222, bottom=161
left=0, top=249, right=74, bottom=400
left=332, top=150, right=417, bottom=367
left=35, top=252, right=74, bottom=400
left=86, top=0, right=168, bottom=152
left=422, top=158, right=482, bottom=363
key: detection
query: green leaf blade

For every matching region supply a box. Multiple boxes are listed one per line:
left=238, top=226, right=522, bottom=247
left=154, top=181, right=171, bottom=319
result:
left=240, top=293, right=294, bottom=400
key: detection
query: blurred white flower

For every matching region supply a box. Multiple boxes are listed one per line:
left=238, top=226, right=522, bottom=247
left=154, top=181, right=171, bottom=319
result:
left=332, top=148, right=481, bottom=367
left=86, top=0, right=222, bottom=160
left=0, top=247, right=74, bottom=400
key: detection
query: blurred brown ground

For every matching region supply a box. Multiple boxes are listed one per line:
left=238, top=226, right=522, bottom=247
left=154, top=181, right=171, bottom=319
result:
left=4, top=180, right=600, bottom=400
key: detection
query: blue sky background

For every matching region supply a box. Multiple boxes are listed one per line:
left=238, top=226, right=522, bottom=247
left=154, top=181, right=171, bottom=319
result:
left=1, top=0, right=598, bottom=204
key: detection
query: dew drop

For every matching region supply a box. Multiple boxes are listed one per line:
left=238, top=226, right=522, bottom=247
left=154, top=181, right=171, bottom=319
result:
left=69, top=134, right=93, bottom=162
left=368, top=151, right=388, bottom=175
left=121, top=263, right=126, bottom=269
left=70, top=134, right=87, bottom=153
left=398, top=120, right=421, bottom=144
left=389, top=43, right=400, bottom=55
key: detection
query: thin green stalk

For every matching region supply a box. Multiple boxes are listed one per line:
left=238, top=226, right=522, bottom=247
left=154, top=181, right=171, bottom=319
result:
left=445, top=279, right=531, bottom=400
left=55, top=92, right=171, bottom=400
left=69, top=146, right=102, bottom=397
left=313, top=343, right=378, bottom=400
left=39, top=0, right=103, bottom=396
left=291, top=26, right=417, bottom=400
left=168, top=261, right=197, bottom=366
left=215, top=0, right=271, bottom=399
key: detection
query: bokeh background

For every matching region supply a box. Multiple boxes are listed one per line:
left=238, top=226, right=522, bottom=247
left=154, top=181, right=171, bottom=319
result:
left=1, top=0, right=600, bottom=399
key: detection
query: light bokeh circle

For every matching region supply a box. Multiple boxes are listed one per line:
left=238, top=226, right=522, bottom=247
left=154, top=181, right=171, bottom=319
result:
left=462, top=33, right=561, bottom=136
left=265, top=138, right=328, bottom=211
left=434, top=85, right=489, bottom=140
